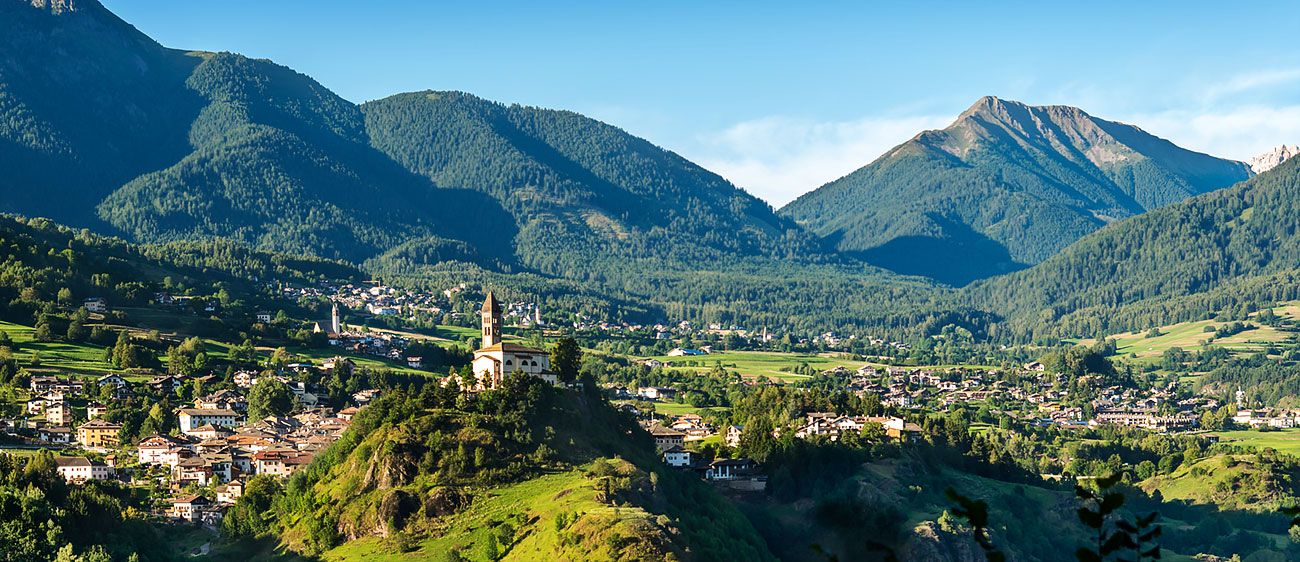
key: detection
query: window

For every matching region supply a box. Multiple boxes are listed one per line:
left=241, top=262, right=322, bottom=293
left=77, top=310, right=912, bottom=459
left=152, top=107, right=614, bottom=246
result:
left=505, top=360, right=513, bottom=366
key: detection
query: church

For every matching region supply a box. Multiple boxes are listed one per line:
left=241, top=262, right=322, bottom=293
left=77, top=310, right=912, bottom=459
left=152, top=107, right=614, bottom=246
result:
left=471, top=291, right=555, bottom=389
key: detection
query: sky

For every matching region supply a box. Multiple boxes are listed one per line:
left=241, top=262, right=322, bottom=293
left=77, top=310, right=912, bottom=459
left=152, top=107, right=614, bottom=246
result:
left=102, top=0, right=1300, bottom=206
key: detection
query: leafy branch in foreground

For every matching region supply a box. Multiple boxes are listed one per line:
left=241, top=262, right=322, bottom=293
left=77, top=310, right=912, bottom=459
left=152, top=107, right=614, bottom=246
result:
left=1074, top=473, right=1160, bottom=562
left=944, top=488, right=1005, bottom=562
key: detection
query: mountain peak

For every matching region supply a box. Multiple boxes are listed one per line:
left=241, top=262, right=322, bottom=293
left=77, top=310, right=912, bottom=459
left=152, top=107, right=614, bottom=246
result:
left=1249, top=144, right=1300, bottom=174
left=24, top=0, right=91, bottom=15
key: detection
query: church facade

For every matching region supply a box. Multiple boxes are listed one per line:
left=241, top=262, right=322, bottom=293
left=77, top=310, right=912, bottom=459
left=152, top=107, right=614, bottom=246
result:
left=471, top=291, right=555, bottom=389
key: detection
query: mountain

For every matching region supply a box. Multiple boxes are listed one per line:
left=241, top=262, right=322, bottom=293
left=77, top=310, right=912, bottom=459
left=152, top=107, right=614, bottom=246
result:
left=0, top=0, right=199, bottom=225
left=361, top=91, right=819, bottom=274
left=968, top=154, right=1300, bottom=341
left=1249, top=144, right=1300, bottom=174
left=780, top=96, right=1252, bottom=286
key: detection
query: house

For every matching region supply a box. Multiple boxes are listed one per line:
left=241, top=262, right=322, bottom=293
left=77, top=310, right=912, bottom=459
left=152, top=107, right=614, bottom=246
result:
left=173, top=457, right=216, bottom=487
left=178, top=408, right=241, bottom=435
left=98, top=374, right=129, bottom=389
left=30, top=376, right=62, bottom=394
left=252, top=449, right=314, bottom=477
left=663, top=444, right=693, bottom=468
left=725, top=425, right=743, bottom=448
left=640, top=359, right=665, bottom=368
left=648, top=424, right=685, bottom=452
left=77, top=420, right=122, bottom=449
left=706, top=457, right=759, bottom=481
left=337, top=406, right=360, bottom=421
left=86, top=402, right=108, bottom=420
left=471, top=292, right=555, bottom=389
left=169, top=495, right=210, bottom=522
left=636, top=387, right=677, bottom=401
left=216, top=480, right=244, bottom=505
left=666, top=348, right=707, bottom=357
left=406, top=356, right=423, bottom=369
left=197, top=389, right=247, bottom=413
left=45, top=401, right=72, bottom=426
left=704, top=458, right=767, bottom=491
left=83, top=297, right=109, bottom=314
left=255, top=311, right=273, bottom=323
left=233, top=371, right=256, bottom=388
left=55, top=457, right=114, bottom=483
left=137, top=434, right=181, bottom=465
left=149, top=375, right=184, bottom=394
left=38, top=426, right=72, bottom=444
left=186, top=424, right=232, bottom=441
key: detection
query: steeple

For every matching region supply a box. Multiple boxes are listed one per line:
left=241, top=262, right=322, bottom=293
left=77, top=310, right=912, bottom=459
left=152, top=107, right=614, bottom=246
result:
left=481, top=291, right=502, bottom=348
left=330, top=302, right=341, bottom=335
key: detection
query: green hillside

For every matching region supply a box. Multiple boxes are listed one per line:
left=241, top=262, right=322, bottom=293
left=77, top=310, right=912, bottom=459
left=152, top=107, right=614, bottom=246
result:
left=782, top=96, right=1250, bottom=285
left=970, top=155, right=1300, bottom=341
left=226, top=376, right=776, bottom=561
left=362, top=91, right=821, bottom=271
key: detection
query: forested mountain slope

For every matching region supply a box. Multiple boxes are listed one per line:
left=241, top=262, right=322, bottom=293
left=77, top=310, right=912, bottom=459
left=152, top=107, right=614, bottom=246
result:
left=94, top=53, right=514, bottom=264
left=0, top=0, right=199, bottom=224
left=362, top=91, right=822, bottom=273
left=781, top=96, right=1251, bottom=285
left=969, top=155, right=1300, bottom=341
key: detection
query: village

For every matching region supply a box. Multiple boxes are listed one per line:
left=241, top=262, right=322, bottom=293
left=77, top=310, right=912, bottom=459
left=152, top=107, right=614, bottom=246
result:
left=1, top=361, right=371, bottom=527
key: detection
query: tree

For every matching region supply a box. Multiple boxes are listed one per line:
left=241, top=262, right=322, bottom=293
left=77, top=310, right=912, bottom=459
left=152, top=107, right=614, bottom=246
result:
left=247, top=378, right=293, bottom=420
left=551, top=337, right=581, bottom=384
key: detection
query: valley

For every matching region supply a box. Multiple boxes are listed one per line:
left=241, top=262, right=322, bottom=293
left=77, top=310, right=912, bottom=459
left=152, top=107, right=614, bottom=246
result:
left=3, top=1, right=1300, bottom=561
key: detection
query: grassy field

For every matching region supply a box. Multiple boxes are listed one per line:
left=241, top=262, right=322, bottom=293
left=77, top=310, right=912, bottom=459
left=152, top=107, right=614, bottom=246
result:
left=1210, top=428, right=1300, bottom=456
left=0, top=321, right=117, bottom=375
left=1082, top=313, right=1296, bottom=364
left=612, top=400, right=730, bottom=419
left=639, top=350, right=873, bottom=383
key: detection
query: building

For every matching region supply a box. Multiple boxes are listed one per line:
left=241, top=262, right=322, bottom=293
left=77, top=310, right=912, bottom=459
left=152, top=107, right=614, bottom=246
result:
left=38, top=426, right=72, bottom=444
left=725, top=425, right=743, bottom=448
left=45, top=401, right=72, bottom=426
left=663, top=444, right=693, bottom=467
left=636, top=387, right=677, bottom=401
left=649, top=424, right=685, bottom=452
left=137, top=434, right=180, bottom=465
left=471, top=292, right=554, bottom=389
left=83, top=297, right=109, bottom=314
left=86, top=402, right=108, bottom=420
left=178, top=408, right=241, bottom=435
left=77, top=420, right=122, bottom=449
left=253, top=449, right=314, bottom=477
left=216, top=480, right=245, bottom=505
left=169, top=495, right=210, bottom=522
left=55, top=457, right=114, bottom=483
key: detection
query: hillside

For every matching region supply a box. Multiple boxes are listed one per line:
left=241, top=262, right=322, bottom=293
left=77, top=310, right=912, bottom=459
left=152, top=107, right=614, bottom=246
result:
left=0, top=0, right=198, bottom=225
left=969, top=155, right=1300, bottom=341
left=229, top=376, right=777, bottom=561
left=362, top=91, right=821, bottom=272
left=781, top=96, right=1251, bottom=285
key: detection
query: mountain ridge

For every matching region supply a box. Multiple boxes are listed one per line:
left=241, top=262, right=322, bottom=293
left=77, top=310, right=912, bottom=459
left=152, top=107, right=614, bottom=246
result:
left=780, top=96, right=1252, bottom=285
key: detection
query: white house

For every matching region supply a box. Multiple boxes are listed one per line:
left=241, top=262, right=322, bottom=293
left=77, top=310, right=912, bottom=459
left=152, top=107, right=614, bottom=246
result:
left=55, top=457, right=115, bottom=483
left=663, top=444, right=693, bottom=467
left=177, top=408, right=241, bottom=435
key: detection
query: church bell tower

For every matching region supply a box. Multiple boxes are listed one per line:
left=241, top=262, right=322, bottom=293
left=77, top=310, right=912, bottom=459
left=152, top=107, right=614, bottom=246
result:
left=481, top=291, right=502, bottom=348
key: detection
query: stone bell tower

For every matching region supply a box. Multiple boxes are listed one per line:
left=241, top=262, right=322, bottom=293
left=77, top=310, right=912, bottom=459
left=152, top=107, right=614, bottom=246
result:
left=481, top=291, right=502, bottom=348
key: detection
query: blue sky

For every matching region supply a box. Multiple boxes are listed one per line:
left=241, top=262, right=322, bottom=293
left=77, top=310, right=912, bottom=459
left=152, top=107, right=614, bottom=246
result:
left=103, top=0, right=1300, bottom=205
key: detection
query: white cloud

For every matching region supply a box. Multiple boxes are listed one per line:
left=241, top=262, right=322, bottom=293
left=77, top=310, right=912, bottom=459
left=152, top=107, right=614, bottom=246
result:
left=688, top=114, right=950, bottom=207
left=1124, top=105, right=1300, bottom=162
left=1200, top=68, right=1300, bottom=105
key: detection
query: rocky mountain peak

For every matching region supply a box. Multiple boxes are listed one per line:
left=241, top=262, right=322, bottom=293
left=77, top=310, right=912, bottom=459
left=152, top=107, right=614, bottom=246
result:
left=1249, top=144, right=1300, bottom=174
